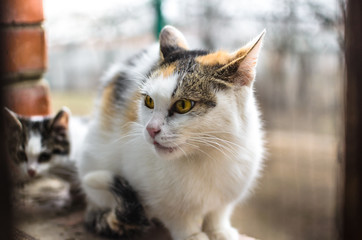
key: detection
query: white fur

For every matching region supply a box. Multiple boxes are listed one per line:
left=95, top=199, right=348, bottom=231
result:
left=26, top=132, right=43, bottom=157
left=78, top=41, right=264, bottom=240
left=69, top=116, right=89, bottom=161
left=83, top=170, right=113, bottom=190
left=24, top=132, right=50, bottom=177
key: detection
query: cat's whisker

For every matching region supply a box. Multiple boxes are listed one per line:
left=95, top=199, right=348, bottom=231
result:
left=188, top=133, right=241, bottom=150
left=187, top=138, right=239, bottom=161
left=187, top=138, right=231, bottom=159
left=161, top=132, right=240, bottom=161
left=110, top=123, right=143, bottom=144
left=189, top=134, right=242, bottom=151
left=181, top=142, right=218, bottom=162
left=123, top=136, right=143, bottom=145
left=127, top=68, right=148, bottom=81
left=170, top=142, right=191, bottom=161
left=189, top=130, right=239, bottom=139
left=111, top=132, right=142, bottom=144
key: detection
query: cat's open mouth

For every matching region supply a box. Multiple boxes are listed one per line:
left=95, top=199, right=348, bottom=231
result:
left=153, top=141, right=177, bottom=154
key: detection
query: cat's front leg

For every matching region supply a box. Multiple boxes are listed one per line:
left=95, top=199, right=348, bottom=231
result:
left=163, top=215, right=209, bottom=240
left=202, top=205, right=239, bottom=240
left=83, top=171, right=150, bottom=237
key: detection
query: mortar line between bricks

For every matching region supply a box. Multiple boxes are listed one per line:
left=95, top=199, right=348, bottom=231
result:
left=0, top=22, right=44, bottom=29
left=2, top=73, right=45, bottom=85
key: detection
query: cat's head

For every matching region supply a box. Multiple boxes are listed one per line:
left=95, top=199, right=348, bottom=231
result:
left=139, top=26, right=265, bottom=160
left=4, top=107, right=71, bottom=181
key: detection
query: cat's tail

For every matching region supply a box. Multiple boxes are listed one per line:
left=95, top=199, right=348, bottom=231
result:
left=83, top=171, right=150, bottom=238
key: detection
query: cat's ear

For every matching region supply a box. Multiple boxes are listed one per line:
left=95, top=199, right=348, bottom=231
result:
left=159, top=25, right=189, bottom=60
left=50, top=107, right=71, bottom=133
left=216, top=30, right=265, bottom=87
left=3, top=107, right=22, bottom=131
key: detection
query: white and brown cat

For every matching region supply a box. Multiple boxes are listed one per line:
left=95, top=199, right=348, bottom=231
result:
left=79, top=26, right=265, bottom=240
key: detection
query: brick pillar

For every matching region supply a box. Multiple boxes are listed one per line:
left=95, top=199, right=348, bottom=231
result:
left=1, top=0, right=51, bottom=116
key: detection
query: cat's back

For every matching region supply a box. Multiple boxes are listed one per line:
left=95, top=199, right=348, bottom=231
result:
left=78, top=45, right=159, bottom=171
left=96, top=45, right=160, bottom=131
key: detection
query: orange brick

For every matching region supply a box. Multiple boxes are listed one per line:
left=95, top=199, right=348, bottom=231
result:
left=5, top=80, right=52, bottom=116
left=1, top=0, right=44, bottom=24
left=2, top=26, right=47, bottom=76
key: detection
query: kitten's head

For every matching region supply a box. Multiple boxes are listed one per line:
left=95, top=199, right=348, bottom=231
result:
left=4, top=107, right=71, bottom=181
left=139, top=26, right=265, bottom=160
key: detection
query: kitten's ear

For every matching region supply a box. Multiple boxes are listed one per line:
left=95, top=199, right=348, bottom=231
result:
left=217, top=30, right=265, bottom=87
left=3, top=107, right=22, bottom=131
left=159, top=25, right=189, bottom=60
left=50, top=107, right=71, bottom=132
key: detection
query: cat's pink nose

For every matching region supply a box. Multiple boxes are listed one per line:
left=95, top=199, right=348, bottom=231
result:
left=147, top=126, right=161, bottom=139
left=28, top=169, right=36, bottom=178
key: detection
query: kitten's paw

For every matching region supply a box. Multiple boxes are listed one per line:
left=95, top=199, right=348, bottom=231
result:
left=185, top=232, right=209, bottom=240
left=207, top=227, right=239, bottom=240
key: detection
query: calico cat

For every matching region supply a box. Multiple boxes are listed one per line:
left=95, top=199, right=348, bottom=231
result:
left=79, top=26, right=265, bottom=240
left=4, top=107, right=88, bottom=185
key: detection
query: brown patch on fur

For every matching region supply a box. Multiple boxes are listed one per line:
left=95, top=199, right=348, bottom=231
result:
left=196, top=51, right=232, bottom=66
left=196, top=48, right=252, bottom=67
left=100, top=81, right=116, bottom=131
left=106, top=210, right=144, bottom=236
left=234, top=46, right=250, bottom=59
left=107, top=211, right=124, bottom=234
left=160, top=64, right=176, bottom=78
left=122, top=92, right=141, bottom=133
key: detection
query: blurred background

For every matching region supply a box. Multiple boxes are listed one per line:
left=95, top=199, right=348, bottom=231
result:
left=44, top=0, right=343, bottom=239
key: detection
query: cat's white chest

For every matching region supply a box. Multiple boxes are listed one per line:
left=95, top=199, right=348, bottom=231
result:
left=120, top=141, right=254, bottom=218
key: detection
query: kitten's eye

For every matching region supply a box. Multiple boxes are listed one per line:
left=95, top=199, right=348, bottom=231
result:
left=38, top=152, right=51, bottom=163
left=17, top=151, right=27, bottom=162
left=52, top=149, right=62, bottom=154
left=145, top=95, right=154, bottom=109
left=174, top=99, right=195, bottom=114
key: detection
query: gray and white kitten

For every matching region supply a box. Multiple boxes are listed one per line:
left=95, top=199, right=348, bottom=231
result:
left=4, top=107, right=88, bottom=185
left=79, top=26, right=265, bottom=240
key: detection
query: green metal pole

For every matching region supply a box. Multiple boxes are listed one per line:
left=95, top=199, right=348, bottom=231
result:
left=154, top=0, right=166, bottom=39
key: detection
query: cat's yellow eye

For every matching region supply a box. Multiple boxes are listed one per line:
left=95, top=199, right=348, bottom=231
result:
left=145, top=95, right=154, bottom=109
left=174, top=99, right=194, bottom=114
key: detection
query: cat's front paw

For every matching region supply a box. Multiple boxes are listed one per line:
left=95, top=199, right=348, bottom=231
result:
left=207, top=227, right=239, bottom=240
left=185, top=232, right=209, bottom=240
left=106, top=210, right=146, bottom=236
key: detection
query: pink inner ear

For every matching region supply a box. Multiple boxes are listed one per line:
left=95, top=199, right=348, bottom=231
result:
left=250, top=58, right=257, bottom=67
left=159, top=26, right=189, bottom=59
left=233, top=32, right=265, bottom=86
left=53, top=112, right=69, bottom=130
